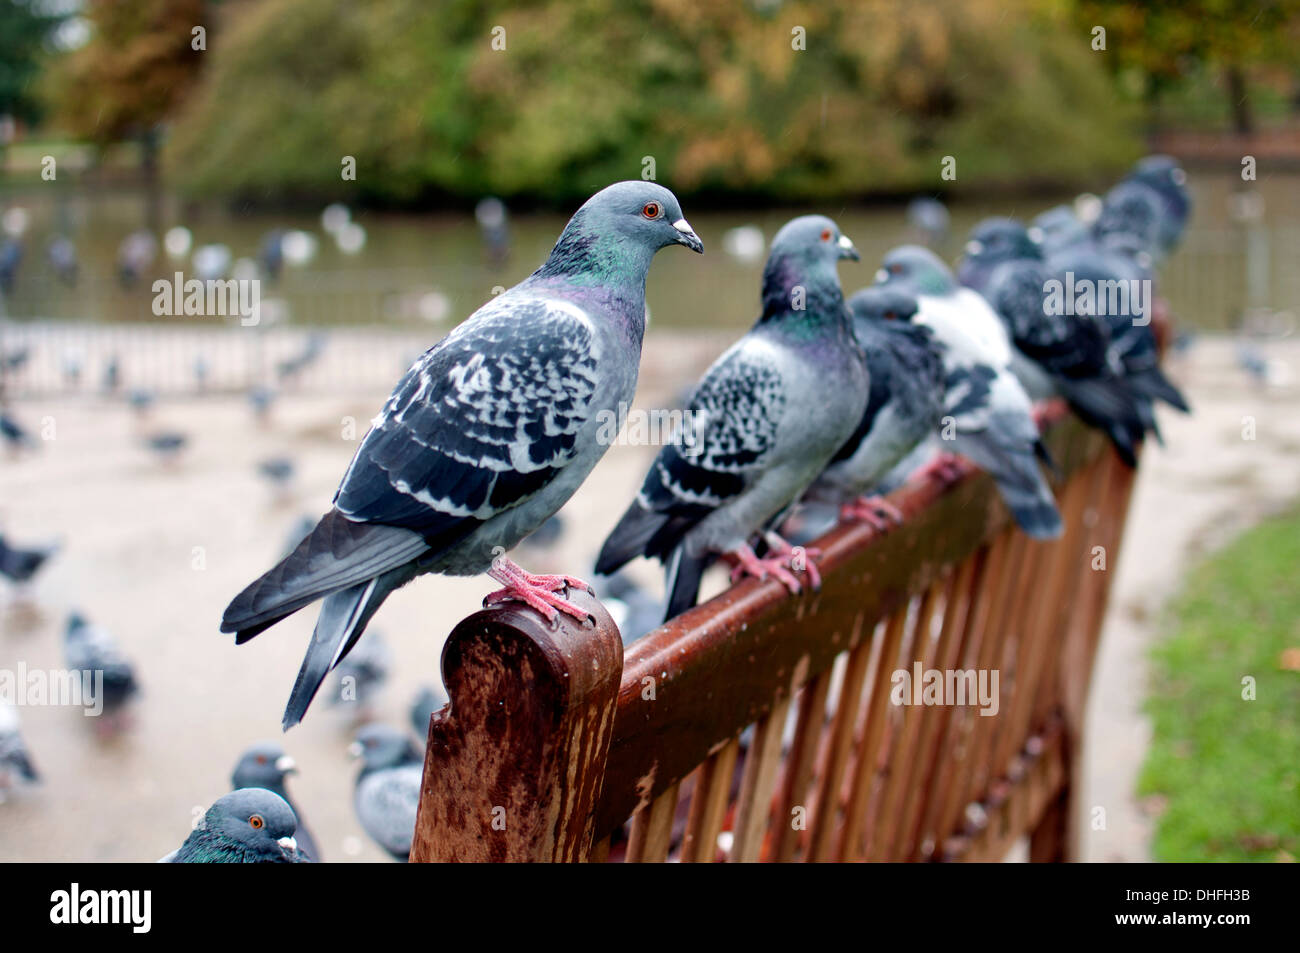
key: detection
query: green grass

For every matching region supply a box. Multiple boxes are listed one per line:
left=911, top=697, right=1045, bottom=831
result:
left=1138, top=506, right=1300, bottom=862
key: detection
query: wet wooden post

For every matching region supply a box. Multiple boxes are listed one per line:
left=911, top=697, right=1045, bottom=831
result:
left=409, top=588, right=623, bottom=862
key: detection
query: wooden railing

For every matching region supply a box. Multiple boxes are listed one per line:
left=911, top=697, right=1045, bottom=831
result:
left=409, top=401, right=1140, bottom=863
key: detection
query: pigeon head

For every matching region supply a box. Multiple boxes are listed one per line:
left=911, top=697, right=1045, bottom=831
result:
left=1093, top=181, right=1163, bottom=264
left=231, top=741, right=297, bottom=791
left=876, top=245, right=956, bottom=297
left=349, top=724, right=422, bottom=773
left=1031, top=205, right=1086, bottom=253
left=847, top=287, right=920, bottom=325
left=202, top=789, right=301, bottom=859
left=536, top=181, right=702, bottom=283
left=760, top=215, right=858, bottom=316
left=64, top=611, right=88, bottom=636
left=962, top=218, right=1041, bottom=267
left=1129, top=155, right=1189, bottom=213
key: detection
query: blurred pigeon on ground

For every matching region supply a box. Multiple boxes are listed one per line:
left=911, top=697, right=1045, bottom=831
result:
left=328, top=630, right=391, bottom=717
left=161, top=789, right=307, bottom=863
left=2, top=346, right=29, bottom=373
left=143, top=431, right=187, bottom=465
left=475, top=197, right=510, bottom=264
left=221, top=181, right=702, bottom=729
left=193, top=354, right=210, bottom=392
left=958, top=218, right=1145, bottom=466
left=230, top=742, right=319, bottom=861
left=876, top=245, right=1062, bottom=538
left=65, top=611, right=139, bottom=732
left=276, top=333, right=326, bottom=382
left=259, top=230, right=285, bottom=282
left=127, top=388, right=156, bottom=417
left=258, top=456, right=295, bottom=500
left=47, top=237, right=78, bottom=287
left=116, top=230, right=158, bottom=288
left=595, top=215, right=869, bottom=620
left=906, top=196, right=950, bottom=248
left=102, top=355, right=121, bottom=394
left=0, top=701, right=38, bottom=799
left=350, top=724, right=423, bottom=862
left=1, top=410, right=35, bottom=453
left=0, top=534, right=58, bottom=591
left=248, top=385, right=276, bottom=424
left=803, top=286, right=946, bottom=529
left=598, top=569, right=663, bottom=645
left=409, top=683, right=448, bottom=738
left=0, top=238, right=21, bottom=293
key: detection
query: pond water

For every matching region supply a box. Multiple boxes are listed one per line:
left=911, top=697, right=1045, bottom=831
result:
left=1, top=170, right=1297, bottom=334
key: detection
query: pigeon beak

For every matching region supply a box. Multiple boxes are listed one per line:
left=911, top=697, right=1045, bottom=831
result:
left=1026, top=227, right=1044, bottom=246
left=275, top=754, right=298, bottom=774
left=672, top=219, right=704, bottom=254
left=837, top=235, right=860, bottom=261
left=874, top=267, right=890, bottom=284
left=277, top=835, right=298, bottom=853
left=964, top=240, right=984, bottom=257
left=347, top=741, right=363, bottom=759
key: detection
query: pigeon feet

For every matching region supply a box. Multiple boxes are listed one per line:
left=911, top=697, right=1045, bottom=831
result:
left=919, top=452, right=966, bottom=483
left=764, top=533, right=823, bottom=590
left=729, top=544, right=803, bottom=593
left=840, top=495, right=904, bottom=531
left=484, top=557, right=594, bottom=624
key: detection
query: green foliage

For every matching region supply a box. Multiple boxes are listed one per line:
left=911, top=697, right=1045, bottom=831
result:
left=0, top=0, right=66, bottom=125
left=1139, top=506, right=1300, bottom=862
left=163, top=0, right=1142, bottom=204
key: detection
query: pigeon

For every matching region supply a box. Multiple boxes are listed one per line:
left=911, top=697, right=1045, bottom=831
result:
left=802, top=286, right=946, bottom=528
left=47, top=237, right=78, bottom=287
left=1123, top=155, right=1191, bottom=256
left=0, top=534, right=58, bottom=588
left=64, top=612, right=139, bottom=729
left=127, top=388, right=156, bottom=417
left=116, top=230, right=158, bottom=288
left=1031, top=205, right=1089, bottom=256
left=1093, top=181, right=1165, bottom=267
left=595, top=215, right=869, bottom=620
left=906, top=196, right=950, bottom=248
left=259, top=230, right=285, bottom=282
left=475, top=197, right=510, bottom=264
left=221, top=181, right=702, bottom=729
left=230, top=742, right=319, bottom=861
left=328, top=630, right=391, bottom=715
left=257, top=456, right=296, bottom=496
left=1, top=410, right=35, bottom=452
left=2, top=346, right=30, bottom=373
left=276, top=333, right=326, bottom=381
left=350, top=724, right=423, bottom=862
left=875, top=245, right=1062, bottom=539
left=162, top=789, right=308, bottom=863
left=248, top=385, right=276, bottom=423
left=958, top=217, right=1145, bottom=466
left=597, top=569, right=664, bottom=645
left=143, top=431, right=187, bottom=464
left=409, top=683, right=448, bottom=738
left=0, top=238, right=21, bottom=293
left=0, top=701, right=39, bottom=797
left=102, top=355, right=121, bottom=394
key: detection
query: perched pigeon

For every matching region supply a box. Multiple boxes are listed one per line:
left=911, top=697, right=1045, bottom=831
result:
left=0, top=534, right=58, bottom=587
left=875, top=245, right=1062, bottom=539
left=1123, top=155, right=1191, bottom=255
left=803, top=286, right=946, bottom=528
left=162, top=789, right=307, bottom=863
left=1031, top=205, right=1088, bottom=256
left=0, top=701, right=39, bottom=797
left=595, top=215, right=870, bottom=620
left=221, top=181, right=702, bottom=729
left=65, top=612, right=139, bottom=728
left=351, top=724, right=423, bottom=862
left=1094, top=181, right=1165, bottom=267
left=958, top=217, right=1145, bottom=466
left=408, top=684, right=448, bottom=738
left=230, top=742, right=319, bottom=861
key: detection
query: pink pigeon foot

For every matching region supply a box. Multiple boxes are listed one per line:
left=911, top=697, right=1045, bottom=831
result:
left=840, top=495, right=903, bottom=531
left=764, top=533, right=823, bottom=590
left=919, top=452, right=966, bottom=483
left=728, top=544, right=804, bottom=594
left=483, top=557, right=593, bottom=624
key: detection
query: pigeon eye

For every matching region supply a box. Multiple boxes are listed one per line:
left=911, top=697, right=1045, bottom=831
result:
left=249, top=814, right=265, bottom=830
left=641, top=202, right=660, bottom=219
left=889, top=263, right=903, bottom=275
left=883, top=311, right=897, bottom=320
left=821, top=229, right=832, bottom=242
left=255, top=755, right=267, bottom=765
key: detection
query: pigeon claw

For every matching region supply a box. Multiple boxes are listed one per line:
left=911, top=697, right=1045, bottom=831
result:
left=840, top=495, right=904, bottom=531
left=763, top=533, right=823, bottom=591
left=484, top=559, right=594, bottom=625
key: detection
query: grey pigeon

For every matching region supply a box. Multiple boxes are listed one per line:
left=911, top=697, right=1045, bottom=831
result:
left=221, top=181, right=702, bottom=729
left=1031, top=205, right=1088, bottom=256
left=64, top=611, right=139, bottom=728
left=162, top=788, right=307, bottom=863
left=1, top=411, right=35, bottom=451
left=276, top=333, right=326, bottom=381
left=876, top=245, right=1062, bottom=539
left=47, top=236, right=78, bottom=287
left=327, top=629, right=391, bottom=714
left=143, top=431, right=187, bottom=464
left=409, top=683, right=448, bottom=738
left=1123, top=155, right=1191, bottom=256
left=803, top=287, right=946, bottom=528
left=0, top=239, right=21, bottom=293
left=958, top=217, right=1145, bottom=466
left=0, top=534, right=58, bottom=587
left=595, top=215, right=869, bottom=620
left=0, top=701, right=39, bottom=797
left=230, top=742, right=319, bottom=861
left=350, top=724, right=423, bottom=861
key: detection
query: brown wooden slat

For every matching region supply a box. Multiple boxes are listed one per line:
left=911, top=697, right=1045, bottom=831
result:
left=806, top=620, right=874, bottom=861
left=730, top=694, right=794, bottom=862
left=680, top=737, right=740, bottom=863
left=772, top=669, right=833, bottom=861
left=837, top=601, right=919, bottom=860
left=625, top=781, right=681, bottom=863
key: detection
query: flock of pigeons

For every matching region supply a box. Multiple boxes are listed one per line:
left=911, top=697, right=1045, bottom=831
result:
left=1, top=157, right=1190, bottom=861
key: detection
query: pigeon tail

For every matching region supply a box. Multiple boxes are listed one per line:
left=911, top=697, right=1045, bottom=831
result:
left=663, top=546, right=709, bottom=623
left=1128, top=365, right=1189, bottom=414
left=954, top=432, right=1063, bottom=540
left=595, top=503, right=671, bottom=576
left=1054, top=376, right=1143, bottom=468
left=281, top=573, right=397, bottom=730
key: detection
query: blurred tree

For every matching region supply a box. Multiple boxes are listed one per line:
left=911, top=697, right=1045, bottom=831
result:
left=0, top=0, right=67, bottom=125
left=164, top=0, right=1141, bottom=204
left=1075, top=0, right=1300, bottom=134
left=52, top=0, right=210, bottom=173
